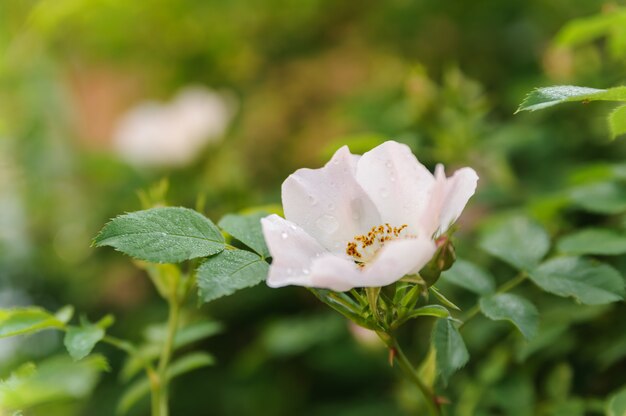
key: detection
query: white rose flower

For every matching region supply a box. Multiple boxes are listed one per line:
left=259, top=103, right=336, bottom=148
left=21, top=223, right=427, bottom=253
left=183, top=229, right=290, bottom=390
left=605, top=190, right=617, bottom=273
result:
left=262, top=141, right=478, bottom=291
left=113, top=86, right=235, bottom=168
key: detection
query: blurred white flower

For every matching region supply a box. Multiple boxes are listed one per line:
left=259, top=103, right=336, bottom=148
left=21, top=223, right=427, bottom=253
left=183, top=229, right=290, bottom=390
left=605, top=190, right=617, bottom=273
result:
left=262, top=141, right=478, bottom=291
left=113, top=86, right=235, bottom=167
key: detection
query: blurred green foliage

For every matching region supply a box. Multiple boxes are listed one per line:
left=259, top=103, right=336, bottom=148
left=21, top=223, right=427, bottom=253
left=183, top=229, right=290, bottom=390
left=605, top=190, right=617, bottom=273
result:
left=1, top=0, right=626, bottom=415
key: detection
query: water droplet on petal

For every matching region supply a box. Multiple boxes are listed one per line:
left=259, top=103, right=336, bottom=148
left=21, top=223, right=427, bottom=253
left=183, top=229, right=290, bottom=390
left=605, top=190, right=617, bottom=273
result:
left=290, top=224, right=297, bottom=231
left=380, top=187, right=389, bottom=198
left=302, top=268, right=310, bottom=275
left=327, top=202, right=335, bottom=210
left=385, top=161, right=393, bottom=168
left=286, top=268, right=293, bottom=275
left=316, top=214, right=339, bottom=234
left=390, top=175, right=396, bottom=182
left=308, top=195, right=317, bottom=206
left=281, top=232, right=289, bottom=239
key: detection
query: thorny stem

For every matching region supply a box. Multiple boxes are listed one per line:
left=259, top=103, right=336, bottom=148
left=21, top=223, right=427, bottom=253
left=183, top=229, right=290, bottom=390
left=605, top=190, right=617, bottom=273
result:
left=390, top=337, right=441, bottom=416
left=459, top=271, right=528, bottom=329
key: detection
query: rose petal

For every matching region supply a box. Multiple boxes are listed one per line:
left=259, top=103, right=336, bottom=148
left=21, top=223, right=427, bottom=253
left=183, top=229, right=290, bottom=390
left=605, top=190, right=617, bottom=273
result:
left=309, top=237, right=437, bottom=291
left=356, top=141, right=435, bottom=234
left=308, top=254, right=362, bottom=291
left=261, top=214, right=326, bottom=288
left=361, top=237, right=437, bottom=286
left=282, top=146, right=382, bottom=254
left=437, top=167, right=478, bottom=234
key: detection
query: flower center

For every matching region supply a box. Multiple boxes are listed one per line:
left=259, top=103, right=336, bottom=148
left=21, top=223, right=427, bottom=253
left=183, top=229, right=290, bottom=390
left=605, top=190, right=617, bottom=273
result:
left=346, top=223, right=410, bottom=266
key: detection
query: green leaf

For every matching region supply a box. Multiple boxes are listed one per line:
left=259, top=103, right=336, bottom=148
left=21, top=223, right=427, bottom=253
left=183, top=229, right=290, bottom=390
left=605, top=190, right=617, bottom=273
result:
left=555, top=10, right=626, bottom=47
left=429, top=286, right=461, bottom=311
left=406, top=305, right=450, bottom=320
left=441, top=259, right=496, bottom=295
left=0, top=355, right=107, bottom=411
left=570, top=182, right=626, bottom=214
left=197, top=249, right=269, bottom=303
left=144, top=263, right=181, bottom=299
left=529, top=257, right=625, bottom=305
left=63, top=319, right=105, bottom=361
left=609, top=104, right=626, bottom=139
left=117, top=352, right=214, bottom=415
left=0, top=307, right=67, bottom=338
left=218, top=212, right=270, bottom=258
left=55, top=305, right=75, bottom=324
left=116, top=376, right=151, bottom=416
left=174, top=321, right=222, bottom=347
left=479, top=293, right=539, bottom=339
left=557, top=228, right=626, bottom=256
left=167, top=352, right=215, bottom=378
left=308, top=289, right=377, bottom=330
left=433, top=319, right=469, bottom=385
left=479, top=216, right=550, bottom=271
left=120, top=321, right=222, bottom=382
left=516, top=85, right=626, bottom=113
left=261, top=314, right=345, bottom=356
left=607, top=386, right=626, bottom=416
left=94, top=207, right=225, bottom=263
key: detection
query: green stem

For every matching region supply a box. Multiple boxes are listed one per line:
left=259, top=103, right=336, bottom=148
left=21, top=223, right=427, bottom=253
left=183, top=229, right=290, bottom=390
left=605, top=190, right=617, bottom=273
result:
left=496, top=271, right=528, bottom=294
left=102, top=335, right=161, bottom=415
left=460, top=271, right=528, bottom=329
left=101, top=335, right=158, bottom=379
left=153, top=297, right=181, bottom=416
left=391, top=338, right=441, bottom=416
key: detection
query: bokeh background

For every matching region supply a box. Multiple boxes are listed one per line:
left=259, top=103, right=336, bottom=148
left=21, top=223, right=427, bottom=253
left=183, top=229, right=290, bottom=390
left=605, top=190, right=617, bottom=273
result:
left=1, top=1, right=625, bottom=415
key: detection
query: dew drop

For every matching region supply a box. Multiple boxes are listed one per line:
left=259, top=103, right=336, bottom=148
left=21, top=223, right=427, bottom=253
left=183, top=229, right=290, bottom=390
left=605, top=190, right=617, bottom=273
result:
left=385, top=160, right=393, bottom=168
left=380, top=187, right=389, bottom=198
left=389, top=175, right=396, bottom=182
left=327, top=202, right=335, bottom=210
left=302, top=268, right=310, bottom=275
left=286, top=268, right=293, bottom=275
left=307, top=195, right=318, bottom=206
left=316, top=214, right=339, bottom=233
left=281, top=232, right=289, bottom=239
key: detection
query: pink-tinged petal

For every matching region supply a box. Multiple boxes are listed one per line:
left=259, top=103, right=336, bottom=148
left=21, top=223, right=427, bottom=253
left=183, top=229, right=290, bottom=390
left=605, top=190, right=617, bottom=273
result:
left=261, top=214, right=326, bottom=288
left=420, top=163, right=447, bottom=236
left=309, top=237, right=437, bottom=291
left=355, top=141, right=435, bottom=234
left=437, top=167, right=479, bottom=234
left=282, top=146, right=382, bottom=254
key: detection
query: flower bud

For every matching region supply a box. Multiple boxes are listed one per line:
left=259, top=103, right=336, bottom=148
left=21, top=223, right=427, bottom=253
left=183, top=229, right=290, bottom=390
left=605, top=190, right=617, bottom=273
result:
left=420, top=235, right=456, bottom=286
